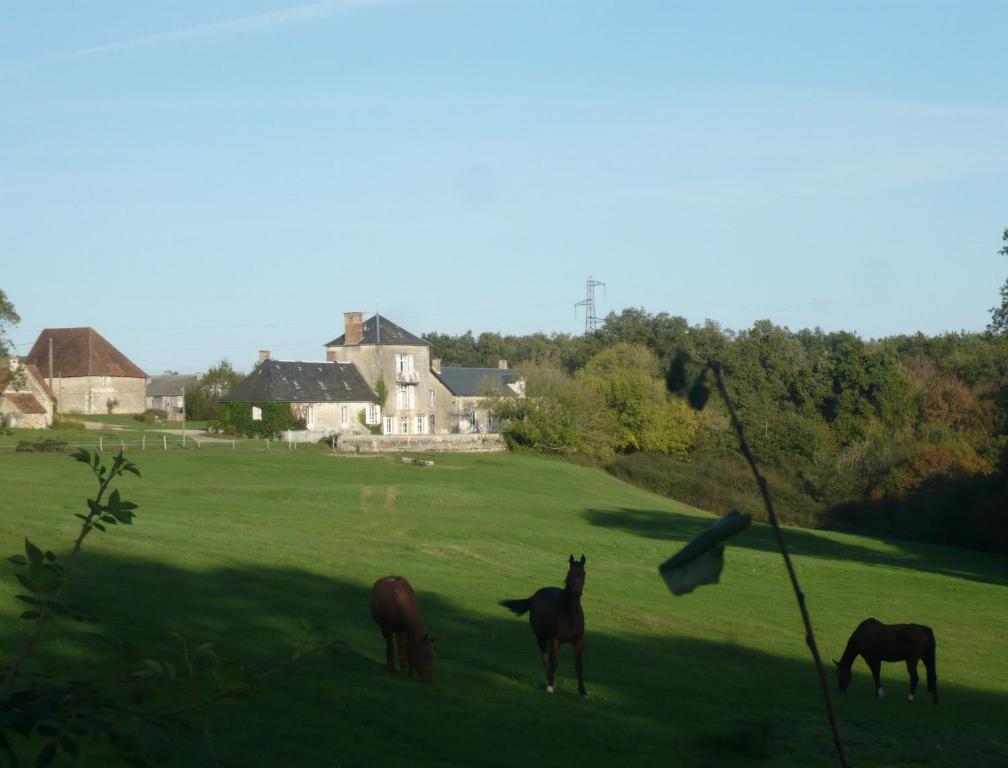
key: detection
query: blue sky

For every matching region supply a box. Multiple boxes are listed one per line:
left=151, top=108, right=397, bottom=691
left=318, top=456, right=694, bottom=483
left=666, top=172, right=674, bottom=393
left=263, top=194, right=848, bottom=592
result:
left=2, top=1, right=1007, bottom=373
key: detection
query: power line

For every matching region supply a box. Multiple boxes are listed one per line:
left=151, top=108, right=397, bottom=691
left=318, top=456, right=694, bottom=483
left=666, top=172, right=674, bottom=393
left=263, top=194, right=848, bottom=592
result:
left=574, top=276, right=606, bottom=333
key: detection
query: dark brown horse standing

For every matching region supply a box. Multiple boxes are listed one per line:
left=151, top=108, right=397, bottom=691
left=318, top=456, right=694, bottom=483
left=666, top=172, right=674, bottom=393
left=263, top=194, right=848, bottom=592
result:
left=834, top=618, right=937, bottom=702
left=500, top=554, right=587, bottom=696
left=370, top=576, right=435, bottom=683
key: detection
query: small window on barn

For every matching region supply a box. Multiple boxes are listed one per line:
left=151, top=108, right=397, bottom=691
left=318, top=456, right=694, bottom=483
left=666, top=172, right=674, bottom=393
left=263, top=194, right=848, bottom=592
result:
left=401, top=415, right=409, bottom=434
left=252, top=406, right=262, bottom=421
left=428, top=388, right=435, bottom=407
left=416, top=416, right=425, bottom=435
left=367, top=404, right=380, bottom=424
left=341, top=405, right=348, bottom=427
left=383, top=416, right=394, bottom=434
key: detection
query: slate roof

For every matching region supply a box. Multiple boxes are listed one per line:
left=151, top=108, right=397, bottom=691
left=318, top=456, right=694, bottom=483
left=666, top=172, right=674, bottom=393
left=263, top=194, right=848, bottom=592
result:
left=2, top=393, right=46, bottom=414
left=324, top=314, right=428, bottom=347
left=433, top=367, right=519, bottom=397
left=223, top=360, right=378, bottom=404
left=147, top=374, right=200, bottom=397
left=25, top=328, right=147, bottom=379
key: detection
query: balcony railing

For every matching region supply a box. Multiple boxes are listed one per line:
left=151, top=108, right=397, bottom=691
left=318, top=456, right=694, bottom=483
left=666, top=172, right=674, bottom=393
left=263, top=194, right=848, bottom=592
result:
left=395, top=370, right=420, bottom=384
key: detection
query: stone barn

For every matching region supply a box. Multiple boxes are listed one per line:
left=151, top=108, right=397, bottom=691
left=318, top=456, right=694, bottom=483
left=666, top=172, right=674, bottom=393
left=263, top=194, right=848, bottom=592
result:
left=25, top=328, right=147, bottom=415
left=0, top=358, right=56, bottom=429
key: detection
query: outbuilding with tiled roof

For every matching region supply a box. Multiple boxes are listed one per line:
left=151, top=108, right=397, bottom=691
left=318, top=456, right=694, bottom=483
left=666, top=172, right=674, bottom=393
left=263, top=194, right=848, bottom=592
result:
left=24, top=328, right=147, bottom=415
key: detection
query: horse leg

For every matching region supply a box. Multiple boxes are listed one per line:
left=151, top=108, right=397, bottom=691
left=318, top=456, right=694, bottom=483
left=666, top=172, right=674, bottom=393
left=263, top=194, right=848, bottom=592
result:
left=546, top=638, right=560, bottom=694
left=905, top=657, right=919, bottom=702
left=397, top=632, right=410, bottom=675
left=574, top=635, right=587, bottom=697
left=537, top=637, right=550, bottom=690
left=867, top=657, right=883, bottom=698
left=381, top=628, right=395, bottom=674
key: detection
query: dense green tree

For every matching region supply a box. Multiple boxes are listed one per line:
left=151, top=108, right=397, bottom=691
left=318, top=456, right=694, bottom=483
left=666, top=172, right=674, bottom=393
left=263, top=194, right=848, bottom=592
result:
left=0, top=288, right=19, bottom=360
left=987, top=227, right=1008, bottom=334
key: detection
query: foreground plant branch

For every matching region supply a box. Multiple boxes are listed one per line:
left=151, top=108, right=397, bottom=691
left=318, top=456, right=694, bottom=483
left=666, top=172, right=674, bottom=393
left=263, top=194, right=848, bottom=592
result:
left=696, top=361, right=849, bottom=768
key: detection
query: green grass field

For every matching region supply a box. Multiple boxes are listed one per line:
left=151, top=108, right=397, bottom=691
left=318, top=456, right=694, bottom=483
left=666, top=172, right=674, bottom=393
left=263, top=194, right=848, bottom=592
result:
left=1, top=446, right=1006, bottom=766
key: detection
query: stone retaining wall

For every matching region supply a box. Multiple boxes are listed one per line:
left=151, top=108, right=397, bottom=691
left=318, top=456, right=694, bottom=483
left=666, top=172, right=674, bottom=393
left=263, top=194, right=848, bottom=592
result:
left=337, top=433, right=506, bottom=453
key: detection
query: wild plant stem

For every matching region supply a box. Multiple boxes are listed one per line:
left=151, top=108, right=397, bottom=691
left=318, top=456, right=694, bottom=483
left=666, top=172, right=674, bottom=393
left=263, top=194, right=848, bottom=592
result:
left=709, top=362, right=849, bottom=768
left=1, top=454, right=123, bottom=694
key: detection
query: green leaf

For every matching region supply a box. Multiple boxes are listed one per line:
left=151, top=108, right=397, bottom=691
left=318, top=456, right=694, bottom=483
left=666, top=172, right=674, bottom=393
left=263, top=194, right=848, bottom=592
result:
left=7, top=554, right=27, bottom=565
left=43, top=551, right=56, bottom=562
left=20, top=610, right=40, bottom=620
left=74, top=513, right=89, bottom=523
left=25, top=538, right=44, bottom=567
left=122, top=464, right=141, bottom=478
left=142, top=659, right=164, bottom=675
left=659, top=509, right=752, bottom=595
left=35, top=742, right=57, bottom=768
left=100, top=516, right=118, bottom=525
left=71, top=448, right=91, bottom=464
left=93, top=523, right=105, bottom=533
left=15, top=573, right=38, bottom=593
left=15, top=594, right=40, bottom=606
left=87, top=499, right=102, bottom=516
left=194, top=644, right=220, bottom=665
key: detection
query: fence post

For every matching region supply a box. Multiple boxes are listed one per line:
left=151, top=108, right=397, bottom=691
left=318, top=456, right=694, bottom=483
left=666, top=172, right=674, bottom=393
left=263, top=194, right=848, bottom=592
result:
left=266, top=439, right=269, bottom=451
left=121, top=439, right=125, bottom=453
left=142, top=434, right=146, bottom=451
left=163, top=435, right=167, bottom=451
left=99, top=436, right=103, bottom=453
left=232, top=439, right=236, bottom=450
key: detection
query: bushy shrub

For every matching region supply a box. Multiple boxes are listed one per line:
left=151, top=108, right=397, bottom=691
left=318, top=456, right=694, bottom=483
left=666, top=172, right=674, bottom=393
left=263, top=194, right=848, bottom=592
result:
left=606, top=451, right=821, bottom=528
left=132, top=409, right=167, bottom=424
left=16, top=438, right=68, bottom=453
left=52, top=415, right=85, bottom=430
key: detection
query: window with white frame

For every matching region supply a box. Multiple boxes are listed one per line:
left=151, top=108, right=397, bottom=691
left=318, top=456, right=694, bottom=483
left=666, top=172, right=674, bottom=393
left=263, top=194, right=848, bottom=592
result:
left=429, top=414, right=435, bottom=433
left=396, top=384, right=415, bottom=410
left=306, top=405, right=315, bottom=429
left=252, top=406, right=262, bottom=421
left=400, top=415, right=409, bottom=434
left=416, top=416, right=425, bottom=435
left=396, top=353, right=414, bottom=375
left=340, top=405, right=348, bottom=428
left=366, top=404, right=380, bottom=425
left=428, top=388, right=435, bottom=407
left=383, top=416, right=395, bottom=434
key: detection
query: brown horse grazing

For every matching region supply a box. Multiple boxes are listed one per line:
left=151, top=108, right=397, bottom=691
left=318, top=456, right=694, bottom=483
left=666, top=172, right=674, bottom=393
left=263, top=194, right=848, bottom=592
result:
left=370, top=576, right=436, bottom=683
left=500, top=554, right=587, bottom=696
left=834, top=618, right=937, bottom=702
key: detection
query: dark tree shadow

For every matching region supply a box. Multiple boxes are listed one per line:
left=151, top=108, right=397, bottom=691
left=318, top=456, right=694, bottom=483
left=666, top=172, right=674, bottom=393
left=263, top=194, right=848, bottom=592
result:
left=582, top=507, right=1008, bottom=588
left=2, top=553, right=1006, bottom=767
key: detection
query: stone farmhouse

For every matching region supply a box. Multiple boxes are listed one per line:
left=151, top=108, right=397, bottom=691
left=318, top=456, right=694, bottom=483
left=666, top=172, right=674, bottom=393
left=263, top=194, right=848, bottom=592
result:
left=146, top=373, right=199, bottom=421
left=25, top=328, right=147, bottom=415
left=224, top=356, right=380, bottom=434
left=0, top=358, right=56, bottom=429
left=225, top=312, right=523, bottom=437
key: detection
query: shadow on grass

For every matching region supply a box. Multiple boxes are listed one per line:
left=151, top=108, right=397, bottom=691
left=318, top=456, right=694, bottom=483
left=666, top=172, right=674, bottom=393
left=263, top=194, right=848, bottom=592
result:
left=583, top=506, right=1008, bottom=589
left=2, top=553, right=1007, bottom=767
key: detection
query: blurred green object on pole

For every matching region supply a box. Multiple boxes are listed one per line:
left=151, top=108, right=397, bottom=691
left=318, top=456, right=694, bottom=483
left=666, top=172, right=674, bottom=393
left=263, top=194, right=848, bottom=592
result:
left=659, top=509, right=751, bottom=596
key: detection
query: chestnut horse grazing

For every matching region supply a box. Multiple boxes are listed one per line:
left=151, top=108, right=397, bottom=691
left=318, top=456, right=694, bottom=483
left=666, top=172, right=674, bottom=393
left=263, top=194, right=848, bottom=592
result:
left=834, top=618, right=937, bottom=702
left=370, top=576, right=435, bottom=683
left=500, top=554, right=587, bottom=696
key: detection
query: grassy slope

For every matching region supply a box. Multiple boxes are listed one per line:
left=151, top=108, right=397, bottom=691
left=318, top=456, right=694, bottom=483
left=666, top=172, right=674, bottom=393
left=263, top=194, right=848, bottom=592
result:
left=1, top=447, right=1006, bottom=766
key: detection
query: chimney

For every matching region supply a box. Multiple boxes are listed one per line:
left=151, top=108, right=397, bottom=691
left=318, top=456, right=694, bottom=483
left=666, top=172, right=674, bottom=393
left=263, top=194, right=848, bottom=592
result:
left=497, top=359, right=508, bottom=369
left=259, top=350, right=271, bottom=364
left=344, top=312, right=363, bottom=346
left=431, top=358, right=442, bottom=374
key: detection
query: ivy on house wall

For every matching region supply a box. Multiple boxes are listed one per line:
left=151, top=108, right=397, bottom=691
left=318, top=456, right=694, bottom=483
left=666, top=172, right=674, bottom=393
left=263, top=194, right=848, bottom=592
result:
left=218, top=401, right=306, bottom=438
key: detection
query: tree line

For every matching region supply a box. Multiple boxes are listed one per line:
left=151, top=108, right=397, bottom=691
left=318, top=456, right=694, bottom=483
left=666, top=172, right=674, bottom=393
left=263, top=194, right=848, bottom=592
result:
left=425, top=309, right=1008, bottom=553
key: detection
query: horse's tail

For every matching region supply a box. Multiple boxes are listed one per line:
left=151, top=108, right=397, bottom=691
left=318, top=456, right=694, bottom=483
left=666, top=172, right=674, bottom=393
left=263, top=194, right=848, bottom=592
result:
left=925, top=627, right=938, bottom=703
left=499, top=598, right=531, bottom=616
